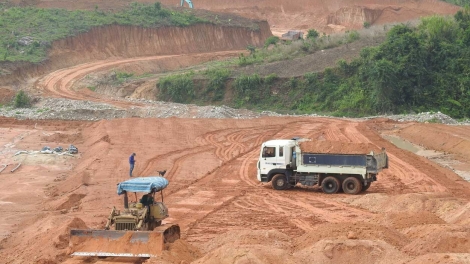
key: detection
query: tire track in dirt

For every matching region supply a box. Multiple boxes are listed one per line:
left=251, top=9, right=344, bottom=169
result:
left=140, top=145, right=214, bottom=176
left=181, top=121, right=366, bottom=242
left=166, top=123, right=289, bottom=240
left=333, top=121, right=449, bottom=193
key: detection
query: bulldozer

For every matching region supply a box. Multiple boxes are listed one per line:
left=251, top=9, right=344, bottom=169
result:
left=69, top=175, right=180, bottom=258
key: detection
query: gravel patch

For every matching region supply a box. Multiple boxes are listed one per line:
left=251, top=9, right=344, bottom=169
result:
left=0, top=97, right=469, bottom=125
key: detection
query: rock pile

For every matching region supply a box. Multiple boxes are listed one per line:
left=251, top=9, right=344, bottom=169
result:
left=1, top=97, right=469, bottom=124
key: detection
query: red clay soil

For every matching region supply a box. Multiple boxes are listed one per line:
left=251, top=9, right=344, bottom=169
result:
left=1, top=117, right=470, bottom=264
left=300, top=140, right=382, bottom=154
left=1, top=1, right=469, bottom=263
left=0, top=87, right=15, bottom=104
left=23, top=0, right=461, bottom=35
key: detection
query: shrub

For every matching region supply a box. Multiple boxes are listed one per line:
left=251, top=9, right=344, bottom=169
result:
left=264, top=36, right=279, bottom=48
left=363, top=21, right=371, bottom=28
left=204, top=68, right=230, bottom=101
left=158, top=73, right=194, bottom=103
left=346, top=31, right=360, bottom=43
left=13, top=90, right=31, bottom=108
left=264, top=73, right=278, bottom=85
left=307, top=29, right=319, bottom=39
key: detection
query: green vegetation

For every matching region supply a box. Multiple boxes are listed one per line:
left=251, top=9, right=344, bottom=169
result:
left=155, top=9, right=470, bottom=119
left=0, top=2, right=206, bottom=63
left=440, top=0, right=470, bottom=6
left=114, top=71, right=134, bottom=85
left=203, top=68, right=231, bottom=101
left=158, top=72, right=195, bottom=103
left=13, top=90, right=31, bottom=108
left=235, top=31, right=361, bottom=67
left=264, top=36, right=280, bottom=48
left=307, top=29, right=319, bottom=39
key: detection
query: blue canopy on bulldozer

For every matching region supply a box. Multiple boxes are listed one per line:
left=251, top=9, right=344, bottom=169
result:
left=117, top=176, right=169, bottom=195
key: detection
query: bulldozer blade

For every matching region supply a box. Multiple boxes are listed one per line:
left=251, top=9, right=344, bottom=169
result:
left=71, top=252, right=153, bottom=258
left=69, top=229, right=164, bottom=258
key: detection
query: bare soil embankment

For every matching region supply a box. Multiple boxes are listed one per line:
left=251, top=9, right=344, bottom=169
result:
left=1, top=21, right=271, bottom=86
left=12, top=0, right=459, bottom=35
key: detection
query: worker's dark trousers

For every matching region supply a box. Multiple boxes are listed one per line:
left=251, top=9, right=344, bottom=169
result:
left=130, top=163, right=134, bottom=177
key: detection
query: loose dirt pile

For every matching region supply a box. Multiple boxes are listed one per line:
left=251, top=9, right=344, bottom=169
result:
left=300, top=140, right=381, bottom=154
left=294, top=239, right=411, bottom=264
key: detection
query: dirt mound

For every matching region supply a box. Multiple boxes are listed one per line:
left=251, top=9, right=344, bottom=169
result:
left=340, top=193, right=462, bottom=216
left=203, top=229, right=292, bottom=253
left=145, top=239, right=202, bottom=264
left=56, top=193, right=86, bottom=210
left=293, top=239, right=411, bottom=264
left=300, top=140, right=382, bottom=154
left=407, top=253, right=470, bottom=264
left=2, top=216, right=88, bottom=263
left=193, top=245, right=295, bottom=264
left=381, top=211, right=446, bottom=229
left=40, top=132, right=83, bottom=144
left=446, top=202, right=470, bottom=225
left=293, top=222, right=408, bottom=250
left=402, top=225, right=470, bottom=256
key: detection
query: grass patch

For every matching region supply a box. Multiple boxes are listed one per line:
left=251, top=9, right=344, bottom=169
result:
left=0, top=2, right=207, bottom=63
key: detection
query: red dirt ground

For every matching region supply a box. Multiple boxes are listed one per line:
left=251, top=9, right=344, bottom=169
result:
left=1, top=117, right=470, bottom=264
left=1, top=1, right=469, bottom=264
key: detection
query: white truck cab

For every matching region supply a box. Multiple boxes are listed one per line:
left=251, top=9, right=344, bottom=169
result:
left=257, top=139, right=296, bottom=182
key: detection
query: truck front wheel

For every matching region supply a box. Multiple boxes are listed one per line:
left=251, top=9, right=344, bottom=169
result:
left=272, top=174, right=288, bottom=190
left=321, top=176, right=340, bottom=194
left=342, top=177, right=362, bottom=195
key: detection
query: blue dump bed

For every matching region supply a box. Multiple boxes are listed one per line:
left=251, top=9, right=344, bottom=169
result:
left=301, top=150, right=388, bottom=173
left=302, top=154, right=366, bottom=166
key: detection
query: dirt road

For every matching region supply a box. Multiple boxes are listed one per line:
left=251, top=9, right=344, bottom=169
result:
left=1, top=117, right=470, bottom=264
left=35, top=51, right=243, bottom=108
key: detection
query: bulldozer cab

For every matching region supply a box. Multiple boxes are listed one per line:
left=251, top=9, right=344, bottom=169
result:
left=69, top=176, right=180, bottom=258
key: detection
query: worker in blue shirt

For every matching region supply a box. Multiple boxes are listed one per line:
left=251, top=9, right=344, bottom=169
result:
left=129, top=153, right=136, bottom=177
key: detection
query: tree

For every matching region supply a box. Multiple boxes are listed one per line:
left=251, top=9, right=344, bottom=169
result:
left=13, top=90, right=31, bottom=108
left=307, top=29, right=319, bottom=39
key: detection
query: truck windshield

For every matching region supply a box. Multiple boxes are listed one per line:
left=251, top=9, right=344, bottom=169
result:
left=262, top=146, right=276, bottom=158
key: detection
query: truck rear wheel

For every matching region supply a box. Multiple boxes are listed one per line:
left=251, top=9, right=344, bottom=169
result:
left=342, top=177, right=362, bottom=195
left=272, top=174, right=288, bottom=190
left=362, top=182, right=371, bottom=192
left=321, top=176, right=340, bottom=194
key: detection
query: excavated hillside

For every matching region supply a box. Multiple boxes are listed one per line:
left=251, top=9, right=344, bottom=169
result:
left=17, top=0, right=460, bottom=34
left=1, top=21, right=271, bottom=86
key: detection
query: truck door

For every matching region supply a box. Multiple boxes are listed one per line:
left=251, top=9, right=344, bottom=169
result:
left=259, top=145, right=277, bottom=176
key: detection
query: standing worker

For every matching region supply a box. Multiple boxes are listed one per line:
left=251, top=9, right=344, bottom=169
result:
left=129, top=153, right=136, bottom=177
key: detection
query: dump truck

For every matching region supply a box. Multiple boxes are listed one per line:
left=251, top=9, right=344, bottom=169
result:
left=69, top=176, right=180, bottom=258
left=257, top=138, right=388, bottom=194
left=281, top=30, right=304, bottom=41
